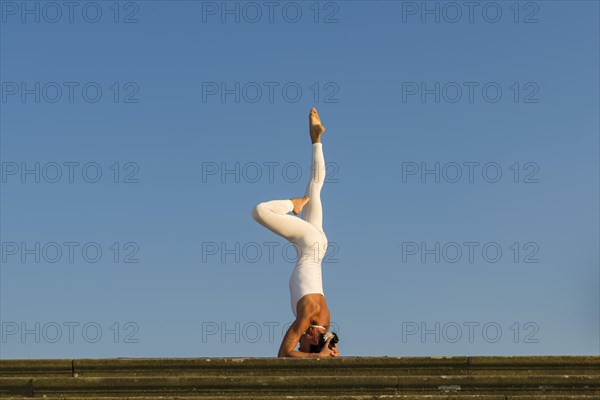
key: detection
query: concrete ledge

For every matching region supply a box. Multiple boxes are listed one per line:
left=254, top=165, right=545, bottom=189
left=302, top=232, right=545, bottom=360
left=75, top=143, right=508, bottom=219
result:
left=0, top=396, right=586, bottom=400
left=0, top=396, right=599, bottom=400
left=3, top=356, right=599, bottom=377
left=71, top=356, right=470, bottom=377
left=23, top=374, right=600, bottom=392
left=0, top=359, right=72, bottom=376
left=1, top=356, right=598, bottom=398
left=468, top=356, right=600, bottom=375
left=0, top=377, right=33, bottom=397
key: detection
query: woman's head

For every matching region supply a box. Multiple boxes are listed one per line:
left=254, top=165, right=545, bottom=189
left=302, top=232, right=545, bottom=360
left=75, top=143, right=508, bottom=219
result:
left=298, top=326, right=339, bottom=353
left=298, top=325, right=326, bottom=352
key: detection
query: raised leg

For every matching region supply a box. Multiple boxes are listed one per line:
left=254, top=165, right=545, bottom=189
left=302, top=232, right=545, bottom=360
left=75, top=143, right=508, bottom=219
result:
left=252, top=108, right=327, bottom=241
left=301, top=144, right=326, bottom=231
left=302, top=108, right=326, bottom=231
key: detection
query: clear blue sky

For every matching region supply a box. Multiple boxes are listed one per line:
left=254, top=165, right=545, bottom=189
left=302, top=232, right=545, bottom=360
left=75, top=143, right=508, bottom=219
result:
left=1, top=0, right=598, bottom=359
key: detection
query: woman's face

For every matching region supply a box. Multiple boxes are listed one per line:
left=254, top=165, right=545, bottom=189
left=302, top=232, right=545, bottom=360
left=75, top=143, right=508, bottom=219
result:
left=298, top=327, right=323, bottom=352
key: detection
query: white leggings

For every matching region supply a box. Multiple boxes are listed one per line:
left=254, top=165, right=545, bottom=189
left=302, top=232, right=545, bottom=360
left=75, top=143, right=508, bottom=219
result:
left=252, top=143, right=328, bottom=316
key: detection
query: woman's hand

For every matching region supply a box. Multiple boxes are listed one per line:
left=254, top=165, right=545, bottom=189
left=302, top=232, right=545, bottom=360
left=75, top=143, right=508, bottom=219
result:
left=318, top=338, right=340, bottom=357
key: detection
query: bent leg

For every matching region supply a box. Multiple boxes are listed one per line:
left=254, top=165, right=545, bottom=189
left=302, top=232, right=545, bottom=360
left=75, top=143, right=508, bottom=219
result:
left=301, top=143, right=326, bottom=231
left=252, top=199, right=317, bottom=242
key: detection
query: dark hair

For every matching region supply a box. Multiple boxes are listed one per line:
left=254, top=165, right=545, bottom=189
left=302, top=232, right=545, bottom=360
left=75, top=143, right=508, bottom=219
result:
left=309, top=332, right=339, bottom=353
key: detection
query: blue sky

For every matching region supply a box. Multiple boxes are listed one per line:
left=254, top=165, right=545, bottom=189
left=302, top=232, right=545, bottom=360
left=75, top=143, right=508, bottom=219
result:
left=0, top=0, right=598, bottom=358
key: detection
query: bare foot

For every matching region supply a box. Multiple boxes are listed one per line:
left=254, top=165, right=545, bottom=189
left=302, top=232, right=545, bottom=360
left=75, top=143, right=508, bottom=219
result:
left=290, top=196, right=310, bottom=215
left=309, top=107, right=326, bottom=143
